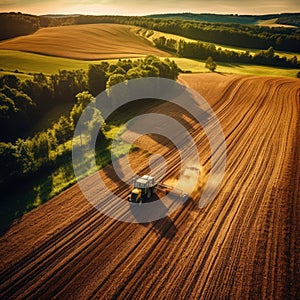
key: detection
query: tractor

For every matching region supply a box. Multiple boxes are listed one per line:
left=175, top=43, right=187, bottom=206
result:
left=128, top=174, right=190, bottom=203
left=128, top=175, right=157, bottom=203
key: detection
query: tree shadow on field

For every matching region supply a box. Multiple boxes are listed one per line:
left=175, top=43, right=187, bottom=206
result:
left=0, top=171, right=54, bottom=236
left=218, top=62, right=242, bottom=68
left=0, top=150, right=82, bottom=236
left=214, top=71, right=226, bottom=76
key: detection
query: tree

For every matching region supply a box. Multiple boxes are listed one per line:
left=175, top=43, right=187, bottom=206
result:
left=52, top=115, right=73, bottom=146
left=177, top=39, right=185, bottom=57
left=142, top=65, right=160, bottom=77
left=0, top=74, right=20, bottom=89
left=87, top=64, right=107, bottom=96
left=0, top=92, right=16, bottom=115
left=117, top=59, right=133, bottom=72
left=106, top=74, right=127, bottom=88
left=0, top=86, right=35, bottom=140
left=47, top=128, right=58, bottom=151
left=108, top=64, right=126, bottom=75
left=32, top=132, right=50, bottom=164
left=21, top=77, right=54, bottom=113
left=266, top=46, right=275, bottom=59
left=153, top=36, right=166, bottom=49
left=150, top=60, right=173, bottom=79
left=0, top=142, right=21, bottom=184
left=126, top=67, right=148, bottom=80
left=205, top=56, right=217, bottom=72
left=163, top=58, right=179, bottom=79
left=50, top=69, right=87, bottom=103
left=71, top=92, right=95, bottom=145
left=33, top=72, right=48, bottom=85
left=75, top=91, right=94, bottom=108
left=290, top=56, right=298, bottom=66
left=106, top=74, right=128, bottom=109
left=15, top=138, right=35, bottom=174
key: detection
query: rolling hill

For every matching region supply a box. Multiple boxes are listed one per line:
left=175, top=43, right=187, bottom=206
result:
left=0, top=23, right=169, bottom=60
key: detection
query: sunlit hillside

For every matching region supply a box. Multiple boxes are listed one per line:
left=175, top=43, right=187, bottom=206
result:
left=0, top=23, right=169, bottom=59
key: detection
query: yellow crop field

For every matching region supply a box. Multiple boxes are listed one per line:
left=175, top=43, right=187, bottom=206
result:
left=0, top=23, right=169, bottom=60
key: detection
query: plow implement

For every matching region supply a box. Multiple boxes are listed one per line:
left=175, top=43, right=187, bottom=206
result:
left=155, top=183, right=187, bottom=198
left=128, top=175, right=187, bottom=203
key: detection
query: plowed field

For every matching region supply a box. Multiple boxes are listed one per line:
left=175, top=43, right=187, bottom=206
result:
left=0, top=74, right=299, bottom=299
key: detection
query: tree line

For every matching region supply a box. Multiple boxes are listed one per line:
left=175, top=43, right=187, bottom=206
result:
left=154, top=36, right=299, bottom=68
left=69, top=15, right=300, bottom=53
left=147, top=12, right=300, bottom=26
left=276, top=15, right=300, bottom=27
left=126, top=18, right=300, bottom=53
left=0, top=12, right=39, bottom=40
left=0, top=56, right=179, bottom=186
left=1, top=13, right=299, bottom=53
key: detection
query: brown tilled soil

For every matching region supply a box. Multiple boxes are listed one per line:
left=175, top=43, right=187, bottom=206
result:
left=0, top=24, right=169, bottom=59
left=0, top=74, right=299, bottom=299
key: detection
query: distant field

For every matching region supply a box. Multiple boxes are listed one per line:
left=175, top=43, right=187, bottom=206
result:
left=257, top=18, right=297, bottom=28
left=0, top=23, right=169, bottom=59
left=138, top=28, right=300, bottom=60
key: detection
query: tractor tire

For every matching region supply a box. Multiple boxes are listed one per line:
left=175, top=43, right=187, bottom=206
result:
left=147, top=190, right=151, bottom=199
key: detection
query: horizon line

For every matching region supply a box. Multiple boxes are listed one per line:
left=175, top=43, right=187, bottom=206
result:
left=1, top=11, right=300, bottom=17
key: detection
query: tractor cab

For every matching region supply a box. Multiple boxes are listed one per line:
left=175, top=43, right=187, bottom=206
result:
left=130, top=188, right=142, bottom=202
left=128, top=175, right=157, bottom=203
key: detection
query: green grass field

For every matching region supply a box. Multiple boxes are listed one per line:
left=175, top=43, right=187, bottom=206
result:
left=0, top=70, right=33, bottom=80
left=0, top=49, right=112, bottom=75
left=172, top=57, right=300, bottom=77
left=1, top=50, right=299, bottom=79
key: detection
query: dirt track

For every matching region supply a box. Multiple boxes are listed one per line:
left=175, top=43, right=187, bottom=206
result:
left=0, top=74, right=299, bottom=299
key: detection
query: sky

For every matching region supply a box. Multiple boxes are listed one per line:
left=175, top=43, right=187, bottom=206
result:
left=0, top=0, right=299, bottom=16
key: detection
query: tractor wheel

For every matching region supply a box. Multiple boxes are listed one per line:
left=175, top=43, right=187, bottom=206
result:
left=147, top=190, right=151, bottom=199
